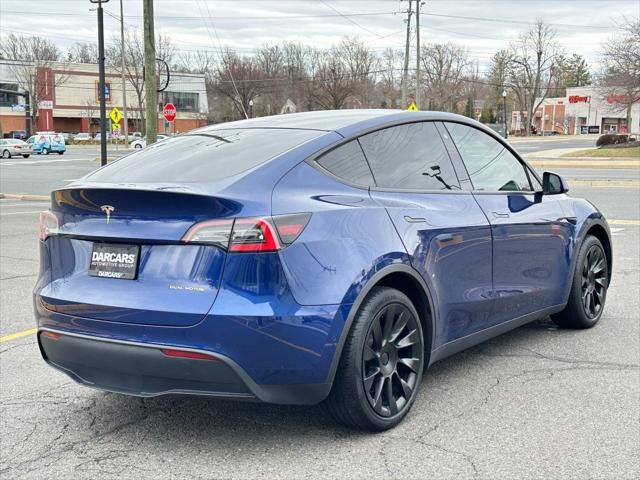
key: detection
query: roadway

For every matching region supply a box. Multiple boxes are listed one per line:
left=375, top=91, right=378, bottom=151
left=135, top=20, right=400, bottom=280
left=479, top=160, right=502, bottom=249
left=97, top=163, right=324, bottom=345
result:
left=0, top=136, right=639, bottom=478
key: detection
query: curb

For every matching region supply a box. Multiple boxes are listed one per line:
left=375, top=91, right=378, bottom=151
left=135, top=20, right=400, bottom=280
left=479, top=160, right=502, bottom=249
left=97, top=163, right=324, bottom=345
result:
left=0, top=193, right=49, bottom=201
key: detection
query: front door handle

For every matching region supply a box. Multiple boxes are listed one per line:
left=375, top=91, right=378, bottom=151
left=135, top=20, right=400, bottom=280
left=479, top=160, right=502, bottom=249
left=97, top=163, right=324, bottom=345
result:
left=404, top=215, right=427, bottom=223
left=492, top=211, right=510, bottom=219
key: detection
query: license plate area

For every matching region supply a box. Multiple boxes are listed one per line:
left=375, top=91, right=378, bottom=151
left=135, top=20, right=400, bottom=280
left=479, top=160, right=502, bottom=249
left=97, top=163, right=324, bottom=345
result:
left=88, top=243, right=140, bottom=280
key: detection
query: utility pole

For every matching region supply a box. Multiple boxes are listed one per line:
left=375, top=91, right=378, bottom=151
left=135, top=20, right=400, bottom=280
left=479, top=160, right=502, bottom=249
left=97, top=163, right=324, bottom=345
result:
left=143, top=0, right=157, bottom=144
left=401, top=1, right=413, bottom=107
left=119, top=0, right=129, bottom=148
left=415, top=1, right=422, bottom=109
left=90, top=0, right=109, bottom=166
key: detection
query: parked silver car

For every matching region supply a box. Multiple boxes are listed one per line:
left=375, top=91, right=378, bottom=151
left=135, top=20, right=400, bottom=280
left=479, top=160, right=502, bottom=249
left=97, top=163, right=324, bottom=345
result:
left=131, top=134, right=169, bottom=149
left=0, top=139, right=32, bottom=158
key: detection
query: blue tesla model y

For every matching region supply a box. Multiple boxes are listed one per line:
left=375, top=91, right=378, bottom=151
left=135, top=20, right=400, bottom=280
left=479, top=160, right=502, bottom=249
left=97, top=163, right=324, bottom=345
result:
left=34, top=110, right=611, bottom=431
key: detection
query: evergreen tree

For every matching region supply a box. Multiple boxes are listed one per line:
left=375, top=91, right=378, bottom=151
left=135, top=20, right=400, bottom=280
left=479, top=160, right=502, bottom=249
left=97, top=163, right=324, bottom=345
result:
left=464, top=96, right=474, bottom=118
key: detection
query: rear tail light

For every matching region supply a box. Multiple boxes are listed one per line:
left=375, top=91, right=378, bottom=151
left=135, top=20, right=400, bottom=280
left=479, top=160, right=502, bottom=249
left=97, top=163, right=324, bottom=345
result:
left=182, top=213, right=311, bottom=252
left=182, top=219, right=233, bottom=250
left=39, top=210, right=58, bottom=241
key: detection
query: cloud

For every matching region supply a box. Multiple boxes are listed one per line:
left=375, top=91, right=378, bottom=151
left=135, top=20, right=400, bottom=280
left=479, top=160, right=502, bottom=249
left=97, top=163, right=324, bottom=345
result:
left=1, top=0, right=637, bottom=69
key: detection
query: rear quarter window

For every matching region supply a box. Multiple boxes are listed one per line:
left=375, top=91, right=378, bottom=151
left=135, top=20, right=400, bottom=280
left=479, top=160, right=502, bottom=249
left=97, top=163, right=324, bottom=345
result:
left=86, top=128, right=322, bottom=183
left=315, top=140, right=375, bottom=187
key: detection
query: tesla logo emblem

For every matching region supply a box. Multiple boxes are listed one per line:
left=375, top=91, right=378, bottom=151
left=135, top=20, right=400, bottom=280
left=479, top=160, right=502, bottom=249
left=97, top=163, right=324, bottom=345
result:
left=100, top=205, right=115, bottom=224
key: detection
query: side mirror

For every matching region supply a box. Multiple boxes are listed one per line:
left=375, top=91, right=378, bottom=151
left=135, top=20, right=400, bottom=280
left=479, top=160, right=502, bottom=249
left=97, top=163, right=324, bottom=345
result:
left=543, top=171, right=569, bottom=195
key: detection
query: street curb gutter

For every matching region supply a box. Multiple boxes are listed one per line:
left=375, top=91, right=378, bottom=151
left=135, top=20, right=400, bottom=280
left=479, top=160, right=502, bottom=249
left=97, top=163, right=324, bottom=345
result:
left=0, top=193, right=50, bottom=201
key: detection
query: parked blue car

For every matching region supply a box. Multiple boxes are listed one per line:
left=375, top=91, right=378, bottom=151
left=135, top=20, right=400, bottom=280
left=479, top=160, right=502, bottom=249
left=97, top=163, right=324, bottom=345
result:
left=34, top=110, right=611, bottom=430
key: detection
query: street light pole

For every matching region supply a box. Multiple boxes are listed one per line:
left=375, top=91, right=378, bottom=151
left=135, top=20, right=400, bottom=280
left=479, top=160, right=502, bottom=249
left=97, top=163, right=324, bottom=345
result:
left=249, top=99, right=254, bottom=118
left=502, top=90, right=508, bottom=139
left=119, top=0, right=129, bottom=148
left=90, top=0, right=109, bottom=166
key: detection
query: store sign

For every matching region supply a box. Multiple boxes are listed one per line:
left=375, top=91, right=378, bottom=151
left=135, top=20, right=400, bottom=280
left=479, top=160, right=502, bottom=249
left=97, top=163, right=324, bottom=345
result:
left=580, top=125, right=600, bottom=134
left=607, top=94, right=629, bottom=104
left=10, top=104, right=25, bottom=112
left=569, top=95, right=589, bottom=104
left=96, top=81, right=112, bottom=102
left=38, top=100, right=53, bottom=109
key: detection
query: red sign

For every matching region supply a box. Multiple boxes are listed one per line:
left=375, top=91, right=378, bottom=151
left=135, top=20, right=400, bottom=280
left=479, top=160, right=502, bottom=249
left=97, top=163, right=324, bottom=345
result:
left=568, top=95, right=589, bottom=104
left=163, top=103, right=176, bottom=122
left=607, top=94, right=629, bottom=104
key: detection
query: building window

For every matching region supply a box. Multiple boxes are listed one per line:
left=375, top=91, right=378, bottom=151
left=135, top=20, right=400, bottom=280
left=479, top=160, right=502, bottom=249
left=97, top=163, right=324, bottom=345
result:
left=160, top=91, right=199, bottom=112
left=0, top=83, right=20, bottom=107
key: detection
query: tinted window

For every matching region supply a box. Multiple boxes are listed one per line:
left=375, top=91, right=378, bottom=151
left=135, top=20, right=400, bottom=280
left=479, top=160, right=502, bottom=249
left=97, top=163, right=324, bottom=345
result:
left=316, top=140, right=374, bottom=186
left=445, top=123, right=532, bottom=192
left=359, top=122, right=460, bottom=190
left=86, top=128, right=321, bottom=183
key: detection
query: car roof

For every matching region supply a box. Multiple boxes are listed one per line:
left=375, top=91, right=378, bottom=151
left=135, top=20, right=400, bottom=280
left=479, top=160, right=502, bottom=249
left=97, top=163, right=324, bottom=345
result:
left=194, top=109, right=480, bottom=138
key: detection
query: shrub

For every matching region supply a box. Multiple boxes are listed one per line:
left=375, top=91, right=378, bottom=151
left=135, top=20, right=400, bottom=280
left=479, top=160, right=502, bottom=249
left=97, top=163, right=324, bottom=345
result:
left=596, top=134, right=629, bottom=147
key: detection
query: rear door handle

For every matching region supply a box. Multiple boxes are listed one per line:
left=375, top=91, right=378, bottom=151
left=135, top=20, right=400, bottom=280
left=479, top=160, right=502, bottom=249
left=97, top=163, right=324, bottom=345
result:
left=404, top=215, right=427, bottom=223
left=492, top=211, right=510, bottom=219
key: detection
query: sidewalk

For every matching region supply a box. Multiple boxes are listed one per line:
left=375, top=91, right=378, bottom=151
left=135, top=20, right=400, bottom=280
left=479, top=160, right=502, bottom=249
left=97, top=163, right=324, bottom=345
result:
left=525, top=147, right=640, bottom=170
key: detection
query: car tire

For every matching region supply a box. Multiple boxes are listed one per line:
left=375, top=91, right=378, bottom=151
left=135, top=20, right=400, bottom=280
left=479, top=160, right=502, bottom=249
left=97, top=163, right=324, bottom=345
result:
left=134, top=144, right=142, bottom=149
left=22, top=154, right=30, bottom=158
left=58, top=151, right=64, bottom=155
left=325, top=287, right=425, bottom=431
left=552, top=235, right=609, bottom=329
left=42, top=148, right=49, bottom=155
left=2, top=150, right=10, bottom=159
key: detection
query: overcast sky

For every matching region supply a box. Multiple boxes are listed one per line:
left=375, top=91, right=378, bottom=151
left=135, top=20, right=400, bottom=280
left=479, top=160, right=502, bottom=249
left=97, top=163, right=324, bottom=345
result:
left=1, top=0, right=638, bottom=71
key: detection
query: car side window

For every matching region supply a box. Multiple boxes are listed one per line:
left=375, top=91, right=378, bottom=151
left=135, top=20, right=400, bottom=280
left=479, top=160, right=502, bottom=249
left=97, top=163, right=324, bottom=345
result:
left=316, top=140, right=375, bottom=187
left=445, top=122, right=532, bottom=192
left=358, top=122, right=460, bottom=190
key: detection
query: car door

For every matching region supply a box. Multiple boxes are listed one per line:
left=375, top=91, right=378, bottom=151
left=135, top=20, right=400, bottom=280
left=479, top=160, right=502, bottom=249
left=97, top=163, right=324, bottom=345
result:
left=444, top=122, right=573, bottom=325
left=362, top=121, right=494, bottom=346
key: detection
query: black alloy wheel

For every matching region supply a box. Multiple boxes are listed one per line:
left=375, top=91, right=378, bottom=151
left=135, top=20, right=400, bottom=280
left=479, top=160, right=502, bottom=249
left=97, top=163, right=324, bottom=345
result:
left=552, top=235, right=609, bottom=329
left=581, top=244, right=607, bottom=319
left=362, top=303, right=422, bottom=417
left=326, top=287, right=425, bottom=431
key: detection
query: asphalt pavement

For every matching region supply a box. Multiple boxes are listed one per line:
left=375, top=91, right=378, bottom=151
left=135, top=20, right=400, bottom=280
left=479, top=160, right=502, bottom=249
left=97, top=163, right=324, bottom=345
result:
left=1, top=136, right=639, bottom=479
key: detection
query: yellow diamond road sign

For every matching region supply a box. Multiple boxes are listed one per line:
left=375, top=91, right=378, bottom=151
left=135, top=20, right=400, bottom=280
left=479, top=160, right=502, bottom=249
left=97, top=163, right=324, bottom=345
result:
left=109, top=107, right=123, bottom=124
left=406, top=102, right=419, bottom=112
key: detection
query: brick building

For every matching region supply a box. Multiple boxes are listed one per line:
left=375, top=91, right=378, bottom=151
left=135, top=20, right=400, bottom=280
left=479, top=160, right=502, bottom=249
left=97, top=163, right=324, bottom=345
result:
left=511, top=86, right=639, bottom=135
left=0, top=59, right=208, bottom=136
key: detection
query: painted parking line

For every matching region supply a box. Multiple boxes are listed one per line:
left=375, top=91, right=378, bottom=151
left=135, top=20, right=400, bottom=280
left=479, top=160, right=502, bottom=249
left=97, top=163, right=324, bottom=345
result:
left=0, top=210, right=43, bottom=216
left=608, top=219, right=640, bottom=226
left=0, top=328, right=37, bottom=343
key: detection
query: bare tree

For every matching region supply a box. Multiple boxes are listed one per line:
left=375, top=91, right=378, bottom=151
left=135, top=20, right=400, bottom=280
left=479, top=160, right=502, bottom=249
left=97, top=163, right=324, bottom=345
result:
left=337, top=37, right=378, bottom=105
left=0, top=33, right=63, bottom=126
left=214, top=49, right=264, bottom=119
left=308, top=49, right=355, bottom=110
left=599, top=19, right=640, bottom=130
left=379, top=48, right=403, bottom=107
left=67, top=42, right=99, bottom=64
left=505, top=20, right=560, bottom=136
left=420, top=42, right=471, bottom=111
left=106, top=29, right=175, bottom=131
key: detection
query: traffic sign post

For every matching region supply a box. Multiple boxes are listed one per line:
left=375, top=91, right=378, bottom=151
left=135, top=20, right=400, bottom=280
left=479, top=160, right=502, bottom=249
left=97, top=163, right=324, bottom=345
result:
left=163, top=102, right=176, bottom=123
left=109, top=107, right=123, bottom=125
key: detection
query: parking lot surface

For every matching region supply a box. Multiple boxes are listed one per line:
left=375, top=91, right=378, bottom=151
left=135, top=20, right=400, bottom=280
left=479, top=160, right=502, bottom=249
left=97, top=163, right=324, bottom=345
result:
left=1, top=142, right=639, bottom=479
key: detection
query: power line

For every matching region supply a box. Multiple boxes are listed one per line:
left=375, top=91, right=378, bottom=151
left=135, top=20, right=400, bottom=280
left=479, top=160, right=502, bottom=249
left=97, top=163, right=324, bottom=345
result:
left=319, top=0, right=389, bottom=39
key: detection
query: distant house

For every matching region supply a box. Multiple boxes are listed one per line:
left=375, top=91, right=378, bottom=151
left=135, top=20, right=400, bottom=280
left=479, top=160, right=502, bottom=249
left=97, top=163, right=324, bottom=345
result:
left=280, top=99, right=297, bottom=114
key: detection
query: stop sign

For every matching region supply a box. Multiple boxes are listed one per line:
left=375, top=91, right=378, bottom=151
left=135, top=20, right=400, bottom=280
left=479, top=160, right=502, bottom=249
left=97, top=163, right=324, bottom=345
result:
left=163, top=102, right=176, bottom=122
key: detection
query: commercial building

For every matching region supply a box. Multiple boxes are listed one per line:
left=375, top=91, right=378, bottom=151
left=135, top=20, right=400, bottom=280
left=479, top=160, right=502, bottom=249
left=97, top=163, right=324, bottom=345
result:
left=0, top=59, right=208, bottom=136
left=511, top=86, right=639, bottom=135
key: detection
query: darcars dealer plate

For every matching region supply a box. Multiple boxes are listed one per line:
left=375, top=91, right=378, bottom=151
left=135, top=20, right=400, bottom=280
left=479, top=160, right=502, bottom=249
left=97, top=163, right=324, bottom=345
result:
left=88, top=243, right=140, bottom=280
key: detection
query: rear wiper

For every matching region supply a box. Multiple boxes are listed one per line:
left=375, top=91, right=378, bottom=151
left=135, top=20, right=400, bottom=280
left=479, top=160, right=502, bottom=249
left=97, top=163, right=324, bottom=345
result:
left=185, top=133, right=231, bottom=144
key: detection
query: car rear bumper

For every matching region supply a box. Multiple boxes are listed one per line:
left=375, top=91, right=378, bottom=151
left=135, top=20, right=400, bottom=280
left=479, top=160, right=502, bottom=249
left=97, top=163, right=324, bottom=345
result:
left=37, top=328, right=332, bottom=405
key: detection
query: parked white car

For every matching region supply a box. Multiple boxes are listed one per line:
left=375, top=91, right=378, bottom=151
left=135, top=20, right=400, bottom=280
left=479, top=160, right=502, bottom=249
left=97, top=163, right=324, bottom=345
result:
left=131, top=134, right=169, bottom=149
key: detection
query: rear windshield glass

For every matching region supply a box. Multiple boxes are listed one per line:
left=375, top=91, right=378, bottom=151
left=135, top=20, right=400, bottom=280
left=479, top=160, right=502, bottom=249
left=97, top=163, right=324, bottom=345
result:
left=86, top=128, right=322, bottom=183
